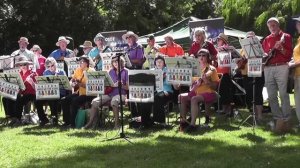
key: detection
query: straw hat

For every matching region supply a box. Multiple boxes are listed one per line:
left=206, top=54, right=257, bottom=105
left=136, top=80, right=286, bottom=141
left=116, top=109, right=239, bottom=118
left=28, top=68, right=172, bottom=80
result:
left=217, top=33, right=228, bottom=44
left=18, top=37, right=29, bottom=44
left=122, top=31, right=139, bottom=41
left=79, top=41, right=93, bottom=48
left=93, top=33, right=105, bottom=43
left=15, top=55, right=33, bottom=66
left=56, top=36, right=70, bottom=46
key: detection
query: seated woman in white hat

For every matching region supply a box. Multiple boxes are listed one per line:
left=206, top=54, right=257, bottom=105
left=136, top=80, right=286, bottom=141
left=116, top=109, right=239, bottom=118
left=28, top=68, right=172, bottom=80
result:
left=88, top=33, right=112, bottom=70
left=2, top=56, right=48, bottom=126
left=49, top=36, right=75, bottom=61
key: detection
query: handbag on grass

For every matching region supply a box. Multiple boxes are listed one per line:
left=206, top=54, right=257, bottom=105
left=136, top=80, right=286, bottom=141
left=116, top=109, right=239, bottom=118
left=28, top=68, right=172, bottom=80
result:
left=75, top=109, right=87, bottom=128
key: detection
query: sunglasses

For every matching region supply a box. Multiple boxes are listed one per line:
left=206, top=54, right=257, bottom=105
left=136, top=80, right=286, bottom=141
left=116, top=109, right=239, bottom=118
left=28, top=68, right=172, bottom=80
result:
left=19, top=64, right=28, bottom=66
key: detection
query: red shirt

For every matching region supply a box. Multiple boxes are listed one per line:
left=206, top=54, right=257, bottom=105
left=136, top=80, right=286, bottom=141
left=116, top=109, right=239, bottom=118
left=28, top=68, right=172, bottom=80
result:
left=262, top=31, right=292, bottom=65
left=36, top=55, right=46, bottom=76
left=20, top=70, right=37, bottom=95
left=189, top=41, right=218, bottom=60
left=159, top=43, right=184, bottom=57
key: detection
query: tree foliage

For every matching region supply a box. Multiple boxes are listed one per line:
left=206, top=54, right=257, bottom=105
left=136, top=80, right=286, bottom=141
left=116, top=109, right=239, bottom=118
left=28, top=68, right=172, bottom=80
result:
left=0, top=0, right=216, bottom=55
left=220, top=0, right=300, bottom=37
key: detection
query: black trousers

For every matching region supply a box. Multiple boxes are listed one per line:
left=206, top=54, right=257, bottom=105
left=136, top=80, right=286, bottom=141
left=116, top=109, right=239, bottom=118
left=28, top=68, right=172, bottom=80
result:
left=153, top=91, right=173, bottom=123
left=61, top=94, right=95, bottom=126
left=243, top=74, right=265, bottom=107
left=219, top=73, right=234, bottom=105
left=2, top=94, right=46, bottom=121
left=35, top=97, right=63, bottom=119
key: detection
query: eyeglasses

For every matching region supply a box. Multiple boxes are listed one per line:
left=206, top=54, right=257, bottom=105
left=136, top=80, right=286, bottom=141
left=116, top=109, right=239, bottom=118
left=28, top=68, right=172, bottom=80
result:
left=47, top=64, right=55, bottom=68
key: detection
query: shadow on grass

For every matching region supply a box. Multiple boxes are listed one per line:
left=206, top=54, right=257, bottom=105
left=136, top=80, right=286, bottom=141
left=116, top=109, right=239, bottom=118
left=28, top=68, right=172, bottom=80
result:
left=21, top=125, right=70, bottom=136
left=18, top=135, right=300, bottom=168
left=67, top=131, right=102, bottom=138
left=239, top=133, right=266, bottom=143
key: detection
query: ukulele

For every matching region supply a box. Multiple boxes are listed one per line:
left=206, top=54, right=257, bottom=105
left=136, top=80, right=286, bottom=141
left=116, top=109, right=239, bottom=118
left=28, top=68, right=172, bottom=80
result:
left=262, top=33, right=285, bottom=65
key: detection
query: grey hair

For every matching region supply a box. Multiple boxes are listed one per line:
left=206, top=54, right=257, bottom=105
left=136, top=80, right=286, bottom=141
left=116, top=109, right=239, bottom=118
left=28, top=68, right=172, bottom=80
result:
left=194, top=28, right=207, bottom=40
left=45, top=57, right=57, bottom=68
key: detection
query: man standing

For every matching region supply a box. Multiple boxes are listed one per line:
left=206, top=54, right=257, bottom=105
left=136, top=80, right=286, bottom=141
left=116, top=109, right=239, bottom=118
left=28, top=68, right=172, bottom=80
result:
left=159, top=34, right=184, bottom=57
left=262, top=17, right=292, bottom=132
left=144, top=35, right=160, bottom=69
left=12, top=37, right=40, bottom=72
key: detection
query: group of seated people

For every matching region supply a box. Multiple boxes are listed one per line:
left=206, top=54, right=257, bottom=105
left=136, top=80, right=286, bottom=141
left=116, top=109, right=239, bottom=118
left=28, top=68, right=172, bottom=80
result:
left=0, top=28, right=265, bottom=132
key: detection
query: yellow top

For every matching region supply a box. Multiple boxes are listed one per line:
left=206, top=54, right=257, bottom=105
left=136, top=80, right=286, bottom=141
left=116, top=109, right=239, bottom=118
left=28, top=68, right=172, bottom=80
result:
left=193, top=65, right=219, bottom=95
left=293, top=37, right=300, bottom=77
left=72, top=67, right=95, bottom=95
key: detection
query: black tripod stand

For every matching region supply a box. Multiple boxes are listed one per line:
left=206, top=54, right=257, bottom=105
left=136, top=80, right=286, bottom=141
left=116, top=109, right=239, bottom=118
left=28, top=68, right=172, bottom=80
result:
left=106, top=53, right=132, bottom=143
left=238, top=76, right=257, bottom=133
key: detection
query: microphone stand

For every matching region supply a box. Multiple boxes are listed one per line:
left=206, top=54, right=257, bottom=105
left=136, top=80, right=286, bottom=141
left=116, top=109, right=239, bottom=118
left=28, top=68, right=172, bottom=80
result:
left=105, top=52, right=132, bottom=143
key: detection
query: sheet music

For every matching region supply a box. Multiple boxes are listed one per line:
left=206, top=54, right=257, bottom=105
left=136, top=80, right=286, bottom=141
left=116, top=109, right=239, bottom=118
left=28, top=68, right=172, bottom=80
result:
left=84, top=71, right=114, bottom=87
left=86, top=78, right=104, bottom=96
left=165, top=57, right=201, bottom=77
left=166, top=68, right=193, bottom=86
left=0, top=80, right=19, bottom=100
left=218, top=51, right=231, bottom=68
left=36, top=83, right=60, bottom=100
left=0, top=73, right=25, bottom=90
left=128, top=86, right=154, bottom=103
left=0, top=55, right=14, bottom=70
left=239, top=37, right=264, bottom=58
left=128, top=69, right=163, bottom=92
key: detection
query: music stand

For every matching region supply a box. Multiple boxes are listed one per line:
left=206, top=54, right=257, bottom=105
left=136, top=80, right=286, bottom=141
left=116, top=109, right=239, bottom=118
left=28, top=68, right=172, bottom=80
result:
left=36, top=75, right=72, bottom=91
left=85, top=71, right=114, bottom=128
left=238, top=38, right=263, bottom=133
left=64, top=57, right=79, bottom=77
left=0, top=73, right=25, bottom=91
left=165, top=57, right=201, bottom=77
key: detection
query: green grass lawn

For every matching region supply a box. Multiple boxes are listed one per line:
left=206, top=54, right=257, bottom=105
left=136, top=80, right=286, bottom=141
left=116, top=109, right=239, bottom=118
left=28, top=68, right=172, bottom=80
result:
left=1, top=100, right=300, bottom=168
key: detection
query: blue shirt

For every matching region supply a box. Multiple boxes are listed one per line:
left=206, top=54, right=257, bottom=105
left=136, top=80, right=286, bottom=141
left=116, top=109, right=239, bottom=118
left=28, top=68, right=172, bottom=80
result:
left=49, top=48, right=74, bottom=60
left=43, top=69, right=67, bottom=96
left=88, top=46, right=112, bottom=70
left=162, top=67, right=173, bottom=93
